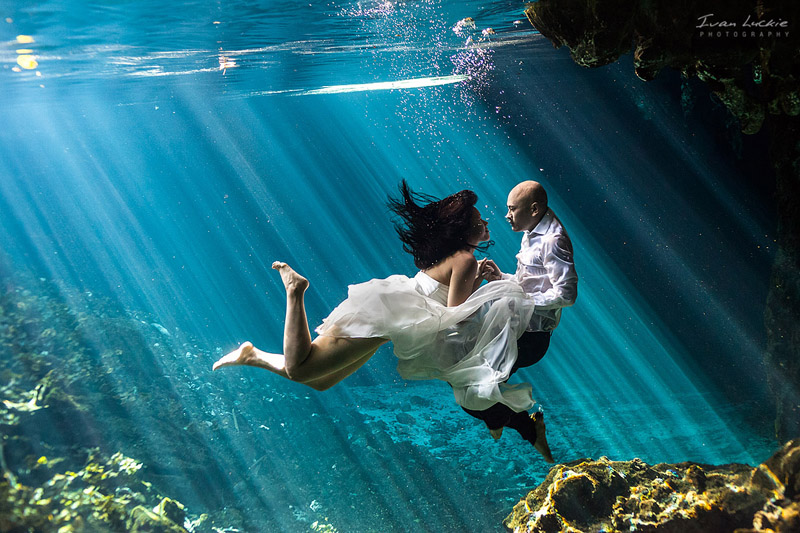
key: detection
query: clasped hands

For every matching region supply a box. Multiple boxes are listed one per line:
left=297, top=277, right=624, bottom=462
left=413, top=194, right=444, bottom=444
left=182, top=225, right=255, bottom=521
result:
left=477, top=258, right=503, bottom=282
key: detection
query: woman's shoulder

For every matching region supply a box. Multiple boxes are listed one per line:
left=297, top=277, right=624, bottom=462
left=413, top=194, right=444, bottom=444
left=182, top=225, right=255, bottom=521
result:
left=449, top=248, right=478, bottom=264
left=423, top=249, right=476, bottom=283
left=445, top=249, right=478, bottom=273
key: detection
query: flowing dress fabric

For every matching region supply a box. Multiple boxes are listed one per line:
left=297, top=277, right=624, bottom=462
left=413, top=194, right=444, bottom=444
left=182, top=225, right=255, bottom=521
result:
left=315, top=272, right=537, bottom=411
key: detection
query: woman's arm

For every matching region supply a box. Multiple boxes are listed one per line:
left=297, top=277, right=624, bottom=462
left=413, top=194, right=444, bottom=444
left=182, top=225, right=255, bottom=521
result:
left=447, top=252, right=479, bottom=306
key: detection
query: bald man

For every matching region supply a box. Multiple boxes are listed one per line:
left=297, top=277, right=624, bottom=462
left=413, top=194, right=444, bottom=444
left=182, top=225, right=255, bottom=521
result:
left=466, top=181, right=578, bottom=462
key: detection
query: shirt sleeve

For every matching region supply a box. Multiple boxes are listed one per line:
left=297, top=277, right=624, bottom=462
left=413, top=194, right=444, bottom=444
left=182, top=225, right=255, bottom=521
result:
left=532, top=233, right=578, bottom=309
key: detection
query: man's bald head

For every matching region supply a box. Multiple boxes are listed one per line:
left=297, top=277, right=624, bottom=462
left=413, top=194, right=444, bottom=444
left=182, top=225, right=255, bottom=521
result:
left=506, top=181, right=549, bottom=232
left=510, top=181, right=547, bottom=209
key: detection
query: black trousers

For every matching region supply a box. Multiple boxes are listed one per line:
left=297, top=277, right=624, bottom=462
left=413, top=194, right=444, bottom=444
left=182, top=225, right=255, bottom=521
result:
left=461, top=331, right=551, bottom=443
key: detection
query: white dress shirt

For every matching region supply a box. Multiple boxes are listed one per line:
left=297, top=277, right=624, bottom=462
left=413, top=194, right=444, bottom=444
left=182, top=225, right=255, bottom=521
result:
left=502, top=209, right=578, bottom=332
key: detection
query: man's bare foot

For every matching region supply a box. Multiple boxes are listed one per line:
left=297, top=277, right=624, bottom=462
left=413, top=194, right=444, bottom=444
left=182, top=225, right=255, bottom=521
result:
left=213, top=341, right=257, bottom=371
left=532, top=412, right=555, bottom=463
left=272, top=261, right=309, bottom=294
left=490, top=427, right=504, bottom=440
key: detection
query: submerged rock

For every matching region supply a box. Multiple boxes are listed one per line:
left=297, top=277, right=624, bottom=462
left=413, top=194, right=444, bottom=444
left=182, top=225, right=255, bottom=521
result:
left=129, top=504, right=186, bottom=533
left=153, top=497, right=187, bottom=527
left=525, top=0, right=799, bottom=134
left=504, top=439, right=800, bottom=532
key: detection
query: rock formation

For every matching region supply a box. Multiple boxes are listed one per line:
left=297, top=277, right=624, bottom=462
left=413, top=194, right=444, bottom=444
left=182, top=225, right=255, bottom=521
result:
left=525, top=0, right=800, bottom=441
left=504, top=439, right=800, bottom=532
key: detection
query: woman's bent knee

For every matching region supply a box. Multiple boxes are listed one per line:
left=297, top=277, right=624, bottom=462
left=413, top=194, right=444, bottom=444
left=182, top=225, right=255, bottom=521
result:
left=286, top=336, right=387, bottom=384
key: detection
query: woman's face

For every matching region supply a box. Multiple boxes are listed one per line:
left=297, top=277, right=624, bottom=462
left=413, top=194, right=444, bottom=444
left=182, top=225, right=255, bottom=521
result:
left=468, top=207, right=490, bottom=244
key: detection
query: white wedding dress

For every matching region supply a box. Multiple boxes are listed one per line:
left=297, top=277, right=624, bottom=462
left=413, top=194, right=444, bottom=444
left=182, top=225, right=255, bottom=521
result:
left=315, top=272, right=536, bottom=411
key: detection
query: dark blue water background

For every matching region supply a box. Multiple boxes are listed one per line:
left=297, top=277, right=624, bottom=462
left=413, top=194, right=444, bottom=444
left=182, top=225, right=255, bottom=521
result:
left=0, top=0, right=780, bottom=530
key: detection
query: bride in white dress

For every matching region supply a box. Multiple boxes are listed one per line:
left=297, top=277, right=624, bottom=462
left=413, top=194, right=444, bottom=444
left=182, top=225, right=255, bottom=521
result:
left=213, top=180, right=553, bottom=460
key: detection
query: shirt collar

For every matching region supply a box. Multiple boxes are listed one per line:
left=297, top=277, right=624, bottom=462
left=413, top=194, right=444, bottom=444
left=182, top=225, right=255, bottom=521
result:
left=524, top=209, right=554, bottom=238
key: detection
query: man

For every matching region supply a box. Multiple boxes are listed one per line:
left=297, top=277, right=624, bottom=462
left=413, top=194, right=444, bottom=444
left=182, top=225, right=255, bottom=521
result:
left=465, top=180, right=578, bottom=462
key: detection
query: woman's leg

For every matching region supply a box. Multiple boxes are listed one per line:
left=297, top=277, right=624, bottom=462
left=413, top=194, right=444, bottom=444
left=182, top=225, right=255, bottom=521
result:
left=212, top=342, right=289, bottom=376
left=272, top=261, right=313, bottom=374
left=212, top=337, right=384, bottom=389
left=212, top=261, right=387, bottom=386
left=304, top=345, right=380, bottom=391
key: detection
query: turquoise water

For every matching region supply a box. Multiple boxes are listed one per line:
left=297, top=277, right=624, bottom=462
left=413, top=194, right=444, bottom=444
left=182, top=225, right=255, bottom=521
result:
left=0, top=0, right=780, bottom=531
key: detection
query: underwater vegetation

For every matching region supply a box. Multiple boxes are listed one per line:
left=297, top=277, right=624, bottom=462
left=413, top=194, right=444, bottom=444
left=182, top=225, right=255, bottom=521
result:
left=1, top=254, right=529, bottom=532
left=0, top=251, right=788, bottom=532
left=505, top=439, right=800, bottom=532
left=0, top=254, right=358, bottom=531
left=0, top=250, right=790, bottom=532
left=0, top=261, right=243, bottom=531
left=1, top=450, right=199, bottom=532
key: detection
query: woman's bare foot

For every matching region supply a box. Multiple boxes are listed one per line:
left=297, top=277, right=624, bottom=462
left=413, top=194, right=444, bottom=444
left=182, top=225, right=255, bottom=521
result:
left=213, top=341, right=257, bottom=370
left=490, top=427, right=504, bottom=440
left=272, top=261, right=309, bottom=294
left=532, top=412, right=555, bottom=463
left=212, top=341, right=287, bottom=372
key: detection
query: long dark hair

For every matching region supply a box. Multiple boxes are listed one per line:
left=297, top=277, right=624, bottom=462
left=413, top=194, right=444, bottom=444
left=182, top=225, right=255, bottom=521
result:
left=387, top=180, right=489, bottom=269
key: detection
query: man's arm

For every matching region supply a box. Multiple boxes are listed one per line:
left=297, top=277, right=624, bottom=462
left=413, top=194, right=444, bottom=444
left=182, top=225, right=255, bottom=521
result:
left=533, top=234, right=578, bottom=309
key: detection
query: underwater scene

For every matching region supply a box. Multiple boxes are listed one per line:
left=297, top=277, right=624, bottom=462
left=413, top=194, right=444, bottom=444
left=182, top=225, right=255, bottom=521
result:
left=1, top=0, right=795, bottom=531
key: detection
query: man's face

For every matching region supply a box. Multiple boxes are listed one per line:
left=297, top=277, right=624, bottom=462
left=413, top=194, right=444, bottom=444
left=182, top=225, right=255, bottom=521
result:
left=505, top=189, right=537, bottom=232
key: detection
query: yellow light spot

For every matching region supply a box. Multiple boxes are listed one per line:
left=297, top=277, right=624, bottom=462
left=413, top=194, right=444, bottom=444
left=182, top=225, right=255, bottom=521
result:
left=38, top=456, right=48, bottom=464
left=5, top=18, right=13, bottom=24
left=17, top=55, right=38, bottom=69
left=213, top=21, right=221, bottom=24
left=16, top=49, right=34, bottom=54
left=16, top=35, right=34, bottom=44
left=11, top=66, right=21, bottom=72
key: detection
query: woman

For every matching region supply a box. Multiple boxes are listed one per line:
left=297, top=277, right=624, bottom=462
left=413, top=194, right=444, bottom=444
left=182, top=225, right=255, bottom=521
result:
left=213, top=181, right=552, bottom=459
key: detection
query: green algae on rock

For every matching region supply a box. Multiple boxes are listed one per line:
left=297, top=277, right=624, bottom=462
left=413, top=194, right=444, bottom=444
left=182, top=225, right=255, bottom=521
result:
left=0, top=450, right=193, bottom=532
left=504, top=439, right=800, bottom=532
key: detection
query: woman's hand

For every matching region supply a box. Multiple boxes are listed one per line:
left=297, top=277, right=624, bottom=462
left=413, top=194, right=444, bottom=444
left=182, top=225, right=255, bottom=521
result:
left=477, top=258, right=488, bottom=280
